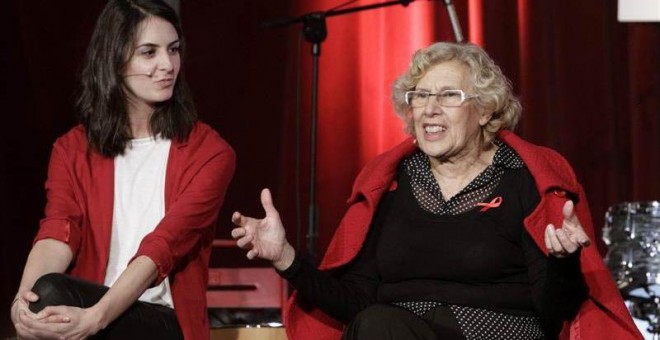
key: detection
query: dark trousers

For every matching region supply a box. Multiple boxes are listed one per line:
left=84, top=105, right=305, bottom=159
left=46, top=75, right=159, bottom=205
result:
left=342, top=304, right=464, bottom=340
left=29, top=273, right=183, bottom=340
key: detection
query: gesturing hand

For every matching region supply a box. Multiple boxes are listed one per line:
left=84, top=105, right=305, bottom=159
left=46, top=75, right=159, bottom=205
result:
left=231, top=188, right=295, bottom=270
left=544, top=200, right=591, bottom=258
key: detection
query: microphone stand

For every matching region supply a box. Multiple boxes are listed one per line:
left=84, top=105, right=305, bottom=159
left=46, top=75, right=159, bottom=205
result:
left=262, top=0, right=464, bottom=264
left=444, top=0, right=464, bottom=43
left=262, top=1, right=414, bottom=29
left=302, top=12, right=326, bottom=266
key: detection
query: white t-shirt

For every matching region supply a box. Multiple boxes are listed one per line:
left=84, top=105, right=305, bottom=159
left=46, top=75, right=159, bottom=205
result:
left=104, top=136, right=174, bottom=308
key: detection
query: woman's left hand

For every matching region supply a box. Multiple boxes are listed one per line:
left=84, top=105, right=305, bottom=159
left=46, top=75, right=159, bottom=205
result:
left=544, top=200, right=591, bottom=258
left=18, top=305, right=103, bottom=340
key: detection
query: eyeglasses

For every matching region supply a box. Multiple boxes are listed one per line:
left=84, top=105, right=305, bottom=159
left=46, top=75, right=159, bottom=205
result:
left=404, top=89, right=479, bottom=108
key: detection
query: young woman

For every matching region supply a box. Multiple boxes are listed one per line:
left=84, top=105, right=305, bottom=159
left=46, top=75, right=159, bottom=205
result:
left=10, top=1, right=235, bottom=339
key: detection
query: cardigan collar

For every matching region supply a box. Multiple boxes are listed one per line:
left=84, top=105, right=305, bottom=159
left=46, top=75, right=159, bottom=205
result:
left=347, top=130, right=580, bottom=205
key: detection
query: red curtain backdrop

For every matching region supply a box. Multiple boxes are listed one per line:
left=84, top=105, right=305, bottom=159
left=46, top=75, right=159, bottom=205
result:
left=280, top=0, right=439, bottom=260
left=1, top=0, right=658, bottom=336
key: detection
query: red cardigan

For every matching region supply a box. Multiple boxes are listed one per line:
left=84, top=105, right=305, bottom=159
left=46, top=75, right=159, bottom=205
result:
left=284, top=130, right=642, bottom=340
left=34, top=122, right=236, bottom=340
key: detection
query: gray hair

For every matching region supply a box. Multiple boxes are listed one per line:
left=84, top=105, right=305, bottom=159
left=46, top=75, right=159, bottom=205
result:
left=392, top=42, right=521, bottom=145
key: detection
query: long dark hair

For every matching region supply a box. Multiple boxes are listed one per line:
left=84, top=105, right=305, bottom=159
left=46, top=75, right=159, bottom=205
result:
left=76, top=0, right=197, bottom=157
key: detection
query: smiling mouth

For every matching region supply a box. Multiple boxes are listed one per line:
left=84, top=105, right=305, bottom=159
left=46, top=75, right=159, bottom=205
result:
left=424, top=124, right=447, bottom=133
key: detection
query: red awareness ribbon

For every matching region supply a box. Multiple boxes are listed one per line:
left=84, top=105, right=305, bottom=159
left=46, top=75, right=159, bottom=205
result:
left=476, top=196, right=502, bottom=212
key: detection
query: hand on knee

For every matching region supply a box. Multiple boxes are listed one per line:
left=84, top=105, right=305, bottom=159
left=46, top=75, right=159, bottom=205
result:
left=29, top=273, right=76, bottom=313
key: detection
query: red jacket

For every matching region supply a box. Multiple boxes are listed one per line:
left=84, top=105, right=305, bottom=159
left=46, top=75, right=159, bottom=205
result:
left=284, top=130, right=641, bottom=340
left=34, top=122, right=236, bottom=340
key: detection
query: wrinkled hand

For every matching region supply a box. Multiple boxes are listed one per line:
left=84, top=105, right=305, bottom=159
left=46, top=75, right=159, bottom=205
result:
left=544, top=200, right=591, bottom=258
left=231, top=188, right=294, bottom=270
left=16, top=305, right=103, bottom=340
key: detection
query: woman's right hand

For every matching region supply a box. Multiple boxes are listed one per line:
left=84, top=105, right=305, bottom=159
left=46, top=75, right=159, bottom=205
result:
left=11, top=289, right=72, bottom=339
left=231, top=188, right=295, bottom=271
left=11, top=290, right=38, bottom=325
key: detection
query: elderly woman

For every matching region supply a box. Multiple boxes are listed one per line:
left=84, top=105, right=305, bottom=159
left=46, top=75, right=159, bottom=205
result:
left=231, top=42, right=640, bottom=339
